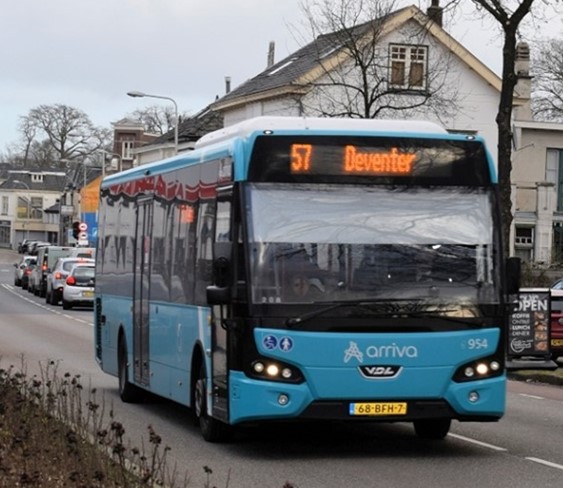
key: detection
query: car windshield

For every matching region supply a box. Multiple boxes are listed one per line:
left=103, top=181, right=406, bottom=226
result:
left=245, top=183, right=500, bottom=311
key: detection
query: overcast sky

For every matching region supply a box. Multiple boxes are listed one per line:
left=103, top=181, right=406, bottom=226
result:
left=1, top=0, right=562, bottom=153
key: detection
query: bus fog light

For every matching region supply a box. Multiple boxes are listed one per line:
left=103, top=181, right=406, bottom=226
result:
left=464, top=367, right=475, bottom=378
left=476, top=363, right=489, bottom=375
left=281, top=368, right=292, bottom=379
left=468, top=391, right=480, bottom=403
left=490, top=361, right=500, bottom=371
left=278, top=394, right=289, bottom=405
left=266, top=364, right=280, bottom=376
left=253, top=362, right=265, bottom=373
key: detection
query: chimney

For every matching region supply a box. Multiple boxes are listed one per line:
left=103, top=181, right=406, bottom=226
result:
left=427, top=0, right=443, bottom=27
left=515, top=42, right=530, bottom=77
left=267, top=41, right=275, bottom=68
left=514, top=41, right=533, bottom=121
left=225, top=76, right=231, bottom=94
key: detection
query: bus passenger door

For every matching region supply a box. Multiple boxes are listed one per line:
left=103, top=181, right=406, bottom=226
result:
left=210, top=188, right=233, bottom=422
left=133, top=197, right=153, bottom=386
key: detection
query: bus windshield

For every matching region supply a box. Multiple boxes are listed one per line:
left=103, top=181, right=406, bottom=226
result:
left=246, top=183, right=500, bottom=311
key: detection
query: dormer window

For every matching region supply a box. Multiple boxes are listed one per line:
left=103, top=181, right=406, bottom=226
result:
left=388, top=44, right=428, bottom=91
left=31, top=174, right=43, bottom=183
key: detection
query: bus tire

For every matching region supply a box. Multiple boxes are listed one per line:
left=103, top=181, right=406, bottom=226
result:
left=118, top=339, right=143, bottom=403
left=194, top=359, right=230, bottom=442
left=413, top=418, right=451, bottom=440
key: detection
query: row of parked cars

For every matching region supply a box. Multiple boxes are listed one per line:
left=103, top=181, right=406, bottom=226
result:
left=17, top=238, right=52, bottom=255
left=14, top=244, right=96, bottom=309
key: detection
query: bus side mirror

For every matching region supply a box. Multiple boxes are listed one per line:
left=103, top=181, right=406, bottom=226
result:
left=506, top=257, right=521, bottom=295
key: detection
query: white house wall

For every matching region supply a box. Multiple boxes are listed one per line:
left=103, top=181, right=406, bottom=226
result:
left=512, top=122, right=563, bottom=263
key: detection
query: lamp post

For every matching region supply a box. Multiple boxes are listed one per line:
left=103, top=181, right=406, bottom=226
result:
left=127, top=90, right=179, bottom=154
left=13, top=179, right=30, bottom=241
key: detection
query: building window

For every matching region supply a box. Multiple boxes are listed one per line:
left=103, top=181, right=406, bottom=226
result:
left=31, top=174, right=43, bottom=183
left=546, top=149, right=563, bottom=211
left=389, top=44, right=428, bottom=90
left=122, top=140, right=134, bottom=160
left=515, top=226, right=534, bottom=262
left=515, top=226, right=534, bottom=246
left=1, top=196, right=8, bottom=215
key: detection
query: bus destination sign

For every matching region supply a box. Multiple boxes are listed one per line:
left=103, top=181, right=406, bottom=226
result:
left=290, top=144, right=416, bottom=176
left=248, top=135, right=492, bottom=186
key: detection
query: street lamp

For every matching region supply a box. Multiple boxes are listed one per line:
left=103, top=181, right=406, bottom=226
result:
left=13, top=179, right=30, bottom=240
left=127, top=90, right=179, bottom=155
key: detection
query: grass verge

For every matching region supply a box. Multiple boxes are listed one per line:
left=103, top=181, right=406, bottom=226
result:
left=0, top=359, right=189, bottom=487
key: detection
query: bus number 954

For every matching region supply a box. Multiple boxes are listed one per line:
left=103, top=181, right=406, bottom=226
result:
left=467, top=338, right=489, bottom=349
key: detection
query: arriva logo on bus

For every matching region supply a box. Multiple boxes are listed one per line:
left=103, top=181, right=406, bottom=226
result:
left=343, top=341, right=418, bottom=364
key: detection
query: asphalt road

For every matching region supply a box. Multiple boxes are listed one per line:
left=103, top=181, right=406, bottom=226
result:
left=1, top=248, right=563, bottom=488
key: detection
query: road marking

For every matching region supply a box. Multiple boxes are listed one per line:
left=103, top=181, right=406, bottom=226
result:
left=448, top=433, right=507, bottom=451
left=1, top=283, right=94, bottom=326
left=519, top=393, right=544, bottom=400
left=526, top=457, right=563, bottom=471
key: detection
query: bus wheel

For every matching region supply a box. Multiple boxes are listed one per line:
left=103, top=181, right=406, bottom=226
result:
left=413, top=418, right=451, bottom=440
left=118, top=340, right=143, bottom=403
left=194, top=360, right=230, bottom=442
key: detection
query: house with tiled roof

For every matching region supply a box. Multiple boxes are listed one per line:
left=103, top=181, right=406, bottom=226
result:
left=210, top=2, right=531, bottom=169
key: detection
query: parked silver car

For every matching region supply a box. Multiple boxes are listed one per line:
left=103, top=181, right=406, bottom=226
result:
left=62, top=264, right=95, bottom=309
left=14, top=255, right=37, bottom=287
left=45, top=257, right=95, bottom=305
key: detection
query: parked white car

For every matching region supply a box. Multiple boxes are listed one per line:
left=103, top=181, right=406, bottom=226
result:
left=62, top=264, right=95, bottom=310
left=45, top=257, right=95, bottom=305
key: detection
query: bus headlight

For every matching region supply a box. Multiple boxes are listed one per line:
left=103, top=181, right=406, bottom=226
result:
left=248, top=359, right=304, bottom=383
left=453, top=356, right=504, bottom=382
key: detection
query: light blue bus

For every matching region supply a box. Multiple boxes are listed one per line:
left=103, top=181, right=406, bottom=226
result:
left=94, top=116, right=520, bottom=442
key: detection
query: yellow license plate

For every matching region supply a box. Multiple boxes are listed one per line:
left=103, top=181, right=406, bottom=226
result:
left=349, top=402, right=407, bottom=416
left=551, top=339, right=563, bottom=347
left=83, top=291, right=94, bottom=297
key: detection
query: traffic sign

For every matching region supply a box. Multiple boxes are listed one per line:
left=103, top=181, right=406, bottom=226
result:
left=78, top=231, right=88, bottom=240
left=79, top=222, right=88, bottom=231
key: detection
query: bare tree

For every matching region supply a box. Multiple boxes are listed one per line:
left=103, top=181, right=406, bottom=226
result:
left=532, top=38, right=563, bottom=121
left=128, top=105, right=190, bottom=135
left=21, top=103, right=110, bottom=168
left=294, top=0, right=460, bottom=121
left=18, top=116, right=37, bottom=165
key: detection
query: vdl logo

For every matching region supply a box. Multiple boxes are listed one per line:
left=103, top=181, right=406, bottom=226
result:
left=359, top=365, right=402, bottom=379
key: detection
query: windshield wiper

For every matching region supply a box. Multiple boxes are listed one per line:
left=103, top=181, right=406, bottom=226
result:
left=285, top=300, right=480, bottom=328
left=286, top=299, right=401, bottom=327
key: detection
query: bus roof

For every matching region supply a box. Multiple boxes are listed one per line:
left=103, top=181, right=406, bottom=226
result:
left=195, top=116, right=448, bottom=149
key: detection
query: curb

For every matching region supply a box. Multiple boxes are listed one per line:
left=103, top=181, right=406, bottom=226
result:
left=508, top=372, right=563, bottom=387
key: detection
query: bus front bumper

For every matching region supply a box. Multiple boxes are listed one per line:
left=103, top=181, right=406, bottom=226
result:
left=228, top=371, right=505, bottom=425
